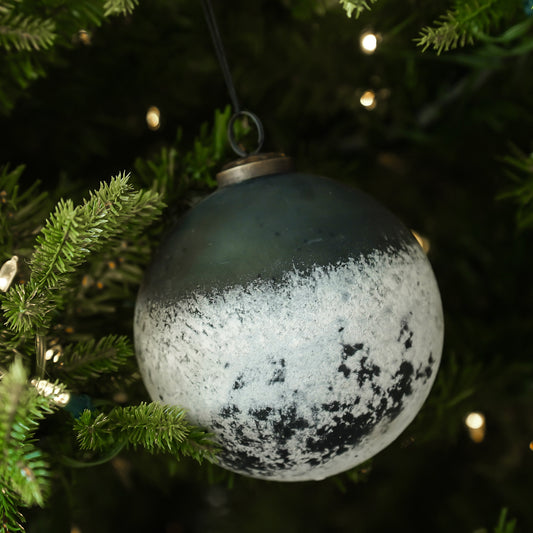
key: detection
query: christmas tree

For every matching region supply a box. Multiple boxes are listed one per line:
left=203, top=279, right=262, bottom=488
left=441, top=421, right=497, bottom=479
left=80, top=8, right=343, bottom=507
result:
left=1, top=0, right=532, bottom=531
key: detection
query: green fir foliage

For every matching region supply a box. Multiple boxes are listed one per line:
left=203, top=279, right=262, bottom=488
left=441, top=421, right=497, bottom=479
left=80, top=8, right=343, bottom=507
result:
left=0, top=164, right=49, bottom=257
left=0, top=359, right=57, bottom=511
left=55, top=335, right=133, bottom=386
left=339, top=0, right=378, bottom=18
left=0, top=482, right=25, bottom=533
left=0, top=10, right=56, bottom=52
left=103, top=0, right=139, bottom=16
left=0, top=173, right=164, bottom=336
left=74, top=402, right=219, bottom=463
left=0, top=0, right=139, bottom=113
left=134, top=106, right=233, bottom=203
left=416, top=0, right=517, bottom=54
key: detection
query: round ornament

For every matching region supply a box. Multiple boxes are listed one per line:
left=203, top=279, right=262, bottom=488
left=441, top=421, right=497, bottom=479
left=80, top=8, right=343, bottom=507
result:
left=134, top=155, right=444, bottom=482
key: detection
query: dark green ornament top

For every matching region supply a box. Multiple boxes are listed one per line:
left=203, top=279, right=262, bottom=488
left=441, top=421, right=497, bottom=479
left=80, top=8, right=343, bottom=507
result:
left=143, top=154, right=417, bottom=300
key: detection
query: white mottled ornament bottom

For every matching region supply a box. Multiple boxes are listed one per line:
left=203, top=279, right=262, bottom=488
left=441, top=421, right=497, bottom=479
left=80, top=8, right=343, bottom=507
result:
left=134, top=243, right=444, bottom=481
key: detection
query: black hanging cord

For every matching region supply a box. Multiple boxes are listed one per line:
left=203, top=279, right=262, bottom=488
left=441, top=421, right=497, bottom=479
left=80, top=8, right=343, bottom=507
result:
left=201, top=0, right=241, bottom=113
left=200, top=0, right=264, bottom=157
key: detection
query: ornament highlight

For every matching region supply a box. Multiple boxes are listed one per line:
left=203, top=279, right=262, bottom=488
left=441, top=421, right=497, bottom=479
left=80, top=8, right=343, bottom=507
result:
left=134, top=156, right=444, bottom=481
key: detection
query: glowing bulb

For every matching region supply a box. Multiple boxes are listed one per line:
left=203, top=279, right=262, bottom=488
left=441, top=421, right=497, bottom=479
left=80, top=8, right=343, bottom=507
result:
left=530, top=441, right=533, bottom=451
left=146, top=106, right=161, bottom=131
left=465, top=412, right=485, bottom=429
left=360, top=90, right=377, bottom=110
left=465, top=411, right=486, bottom=443
left=411, top=230, right=431, bottom=254
left=360, top=32, right=378, bottom=54
left=45, top=349, right=55, bottom=361
left=31, top=379, right=71, bottom=407
left=0, top=256, right=18, bottom=292
left=77, top=30, right=91, bottom=45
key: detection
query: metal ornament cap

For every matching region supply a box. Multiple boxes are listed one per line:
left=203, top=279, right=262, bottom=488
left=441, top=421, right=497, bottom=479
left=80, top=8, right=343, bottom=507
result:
left=216, top=153, right=295, bottom=187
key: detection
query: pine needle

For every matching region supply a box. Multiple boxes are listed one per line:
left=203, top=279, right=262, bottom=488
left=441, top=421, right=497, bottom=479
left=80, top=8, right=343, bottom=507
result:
left=0, top=12, right=56, bottom=52
left=339, top=0, right=378, bottom=18
left=103, top=0, right=139, bottom=17
left=1, top=173, right=164, bottom=335
left=416, top=0, right=513, bottom=54
left=56, top=335, right=134, bottom=385
left=0, top=358, right=57, bottom=508
left=75, top=403, right=219, bottom=464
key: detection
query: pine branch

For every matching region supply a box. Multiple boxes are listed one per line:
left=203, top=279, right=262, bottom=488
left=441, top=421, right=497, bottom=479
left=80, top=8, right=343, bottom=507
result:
left=0, top=358, right=57, bottom=508
left=0, top=165, right=49, bottom=255
left=1, top=173, right=164, bottom=335
left=0, top=11, right=56, bottom=52
left=74, top=403, right=219, bottom=463
left=339, top=0, right=378, bottom=18
left=103, top=0, right=139, bottom=17
left=0, top=482, right=25, bottom=533
left=134, top=106, right=232, bottom=204
left=55, top=335, right=133, bottom=385
left=416, top=0, right=513, bottom=54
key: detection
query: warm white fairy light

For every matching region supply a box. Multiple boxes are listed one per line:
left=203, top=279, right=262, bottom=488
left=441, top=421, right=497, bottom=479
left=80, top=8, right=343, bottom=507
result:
left=465, top=412, right=485, bottom=429
left=360, top=90, right=377, bottom=110
left=45, top=344, right=63, bottom=363
left=77, top=30, right=91, bottom=45
left=465, top=411, right=486, bottom=443
left=411, top=230, right=431, bottom=254
left=0, top=256, right=18, bottom=292
left=360, top=32, right=378, bottom=54
left=146, top=106, right=161, bottom=131
left=31, top=379, right=71, bottom=407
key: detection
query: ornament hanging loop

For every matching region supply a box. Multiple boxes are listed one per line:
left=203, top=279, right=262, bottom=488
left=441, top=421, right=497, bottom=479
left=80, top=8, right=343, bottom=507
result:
left=201, top=0, right=265, bottom=157
left=228, top=110, right=264, bottom=158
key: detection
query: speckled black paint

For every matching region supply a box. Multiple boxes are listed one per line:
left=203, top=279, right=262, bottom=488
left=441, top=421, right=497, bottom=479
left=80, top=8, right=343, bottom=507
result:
left=342, top=343, right=364, bottom=359
left=232, top=374, right=245, bottom=390
left=269, top=359, right=286, bottom=384
left=398, top=319, right=414, bottom=351
left=214, top=337, right=420, bottom=477
left=338, top=363, right=351, bottom=378
left=249, top=407, right=273, bottom=421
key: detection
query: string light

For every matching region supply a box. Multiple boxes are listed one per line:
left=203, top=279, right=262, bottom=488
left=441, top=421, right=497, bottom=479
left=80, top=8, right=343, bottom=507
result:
left=0, top=255, right=18, bottom=292
left=360, top=90, right=377, bottom=110
left=360, top=31, right=378, bottom=54
left=411, top=230, right=431, bottom=254
left=77, top=30, right=92, bottom=45
left=45, top=345, right=63, bottom=364
left=146, top=106, right=161, bottom=131
left=31, top=379, right=71, bottom=407
left=465, top=411, right=486, bottom=443
left=529, top=441, right=533, bottom=451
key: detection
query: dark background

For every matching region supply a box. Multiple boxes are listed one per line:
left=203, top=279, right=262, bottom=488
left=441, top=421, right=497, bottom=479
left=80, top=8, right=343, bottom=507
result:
left=1, top=0, right=532, bottom=531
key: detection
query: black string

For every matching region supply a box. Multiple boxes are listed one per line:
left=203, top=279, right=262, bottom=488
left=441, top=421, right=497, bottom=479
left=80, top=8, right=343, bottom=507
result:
left=201, top=0, right=241, bottom=114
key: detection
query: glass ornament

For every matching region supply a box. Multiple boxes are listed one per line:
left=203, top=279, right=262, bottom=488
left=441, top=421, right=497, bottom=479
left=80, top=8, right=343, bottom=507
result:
left=134, top=155, right=444, bottom=481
